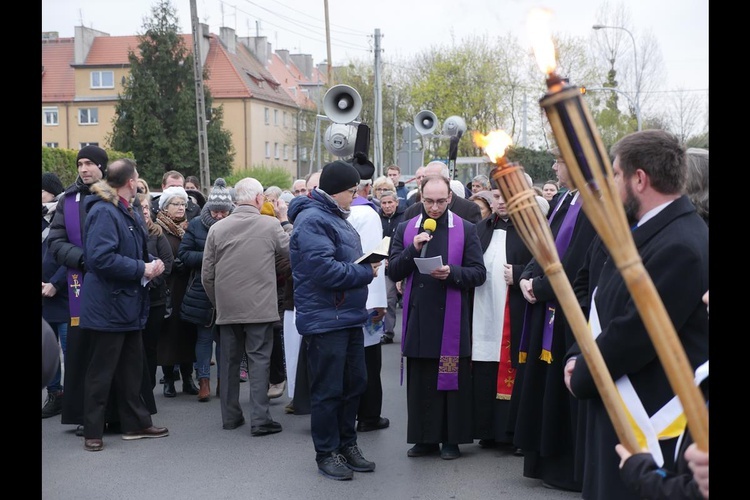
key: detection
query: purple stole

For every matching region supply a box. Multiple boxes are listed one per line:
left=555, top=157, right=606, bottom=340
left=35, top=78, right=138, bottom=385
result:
left=401, top=212, right=465, bottom=391
left=64, top=193, right=84, bottom=326
left=519, top=191, right=582, bottom=363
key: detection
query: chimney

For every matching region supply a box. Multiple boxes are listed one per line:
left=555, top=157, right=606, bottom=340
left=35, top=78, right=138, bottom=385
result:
left=276, top=49, right=290, bottom=65
left=74, top=26, right=109, bottom=65
left=220, top=27, right=236, bottom=54
left=198, top=23, right=211, bottom=66
left=290, top=54, right=313, bottom=80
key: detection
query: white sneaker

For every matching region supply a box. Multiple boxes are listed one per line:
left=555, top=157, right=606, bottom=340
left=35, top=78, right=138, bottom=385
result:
left=267, top=380, right=286, bottom=399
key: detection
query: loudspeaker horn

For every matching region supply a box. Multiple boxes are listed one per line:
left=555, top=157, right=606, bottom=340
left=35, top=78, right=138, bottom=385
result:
left=323, top=123, right=358, bottom=158
left=322, top=84, right=363, bottom=124
left=414, top=110, right=438, bottom=135
left=442, top=115, right=467, bottom=137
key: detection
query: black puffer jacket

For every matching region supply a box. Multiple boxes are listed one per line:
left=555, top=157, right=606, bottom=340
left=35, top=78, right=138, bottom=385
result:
left=178, top=207, right=220, bottom=326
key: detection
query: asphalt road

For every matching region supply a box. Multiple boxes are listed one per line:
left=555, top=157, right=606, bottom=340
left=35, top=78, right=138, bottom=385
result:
left=41, top=309, right=581, bottom=500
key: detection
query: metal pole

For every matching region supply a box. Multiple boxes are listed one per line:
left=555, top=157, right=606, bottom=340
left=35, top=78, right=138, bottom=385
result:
left=324, top=0, right=333, bottom=85
left=190, top=0, right=210, bottom=194
left=592, top=24, right=641, bottom=131
left=393, top=94, right=398, bottom=165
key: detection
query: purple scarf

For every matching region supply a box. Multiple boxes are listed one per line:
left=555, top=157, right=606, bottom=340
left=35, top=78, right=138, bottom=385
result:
left=64, top=193, right=84, bottom=326
left=401, top=212, right=465, bottom=390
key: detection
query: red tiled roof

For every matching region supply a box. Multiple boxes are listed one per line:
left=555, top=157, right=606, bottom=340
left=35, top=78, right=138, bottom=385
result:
left=84, top=35, right=142, bottom=66
left=267, top=53, right=317, bottom=110
left=42, top=38, right=75, bottom=102
left=208, top=36, right=297, bottom=107
left=42, top=31, right=299, bottom=108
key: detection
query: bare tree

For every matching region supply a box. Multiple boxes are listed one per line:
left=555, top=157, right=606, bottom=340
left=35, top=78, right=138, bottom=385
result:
left=666, top=88, right=705, bottom=144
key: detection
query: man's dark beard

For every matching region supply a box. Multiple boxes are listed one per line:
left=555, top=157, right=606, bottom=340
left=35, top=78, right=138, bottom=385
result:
left=622, top=182, right=640, bottom=227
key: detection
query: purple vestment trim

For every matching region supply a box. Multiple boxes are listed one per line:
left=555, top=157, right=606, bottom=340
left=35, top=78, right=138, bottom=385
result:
left=64, top=193, right=84, bottom=325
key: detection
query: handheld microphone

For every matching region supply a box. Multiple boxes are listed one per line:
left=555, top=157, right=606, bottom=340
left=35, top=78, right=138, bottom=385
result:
left=420, top=218, right=437, bottom=258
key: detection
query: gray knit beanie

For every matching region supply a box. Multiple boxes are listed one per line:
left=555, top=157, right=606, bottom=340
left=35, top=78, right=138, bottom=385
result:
left=205, top=178, right=234, bottom=212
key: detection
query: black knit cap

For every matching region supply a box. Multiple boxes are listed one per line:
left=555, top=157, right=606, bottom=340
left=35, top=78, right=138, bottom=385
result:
left=76, top=145, right=109, bottom=175
left=318, top=160, right=360, bottom=195
left=42, top=172, right=64, bottom=197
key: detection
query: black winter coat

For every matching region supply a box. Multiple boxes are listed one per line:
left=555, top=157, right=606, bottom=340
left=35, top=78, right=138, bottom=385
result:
left=178, top=213, right=214, bottom=326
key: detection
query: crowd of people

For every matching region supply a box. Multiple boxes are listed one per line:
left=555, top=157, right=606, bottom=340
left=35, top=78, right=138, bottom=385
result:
left=42, top=132, right=709, bottom=497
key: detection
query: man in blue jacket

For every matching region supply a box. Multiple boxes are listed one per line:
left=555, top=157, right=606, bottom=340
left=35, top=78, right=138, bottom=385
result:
left=288, top=160, right=382, bottom=480
left=79, top=158, right=169, bottom=452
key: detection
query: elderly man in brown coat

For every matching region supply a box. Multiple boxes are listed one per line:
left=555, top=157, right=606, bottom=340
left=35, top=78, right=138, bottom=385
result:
left=202, top=177, right=290, bottom=436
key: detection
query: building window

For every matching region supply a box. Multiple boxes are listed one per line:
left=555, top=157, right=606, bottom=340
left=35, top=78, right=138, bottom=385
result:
left=274, top=110, right=279, bottom=126
left=293, top=146, right=298, bottom=161
left=45, top=142, right=59, bottom=148
left=43, top=107, right=59, bottom=126
left=283, top=144, right=289, bottom=160
left=264, top=108, right=270, bottom=125
left=265, top=142, right=271, bottom=159
left=283, top=111, right=288, bottom=128
left=91, top=71, right=114, bottom=89
left=79, top=142, right=99, bottom=148
left=299, top=117, right=307, bottom=132
left=300, top=147, right=308, bottom=161
left=274, top=143, right=280, bottom=159
left=79, top=108, right=99, bottom=125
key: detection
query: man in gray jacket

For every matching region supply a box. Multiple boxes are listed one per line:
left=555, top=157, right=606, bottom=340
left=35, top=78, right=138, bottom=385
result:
left=202, top=177, right=290, bottom=436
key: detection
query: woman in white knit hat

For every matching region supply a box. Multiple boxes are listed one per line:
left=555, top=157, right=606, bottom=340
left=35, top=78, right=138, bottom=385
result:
left=155, top=186, right=200, bottom=398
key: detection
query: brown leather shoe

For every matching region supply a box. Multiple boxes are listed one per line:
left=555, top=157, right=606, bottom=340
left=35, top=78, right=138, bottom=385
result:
left=84, top=438, right=103, bottom=452
left=198, top=378, right=210, bottom=402
left=121, top=426, right=169, bottom=440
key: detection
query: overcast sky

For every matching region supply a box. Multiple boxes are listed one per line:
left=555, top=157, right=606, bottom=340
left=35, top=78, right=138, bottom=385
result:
left=42, top=0, right=708, bottom=97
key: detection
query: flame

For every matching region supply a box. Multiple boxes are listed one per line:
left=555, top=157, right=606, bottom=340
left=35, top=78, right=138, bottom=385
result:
left=472, top=130, right=513, bottom=163
left=527, top=7, right=557, bottom=77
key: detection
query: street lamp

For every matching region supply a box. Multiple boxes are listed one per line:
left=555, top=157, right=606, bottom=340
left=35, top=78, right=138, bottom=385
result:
left=592, top=24, right=642, bottom=131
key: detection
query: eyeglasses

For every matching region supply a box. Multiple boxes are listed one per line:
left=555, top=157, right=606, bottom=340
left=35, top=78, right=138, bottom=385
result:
left=422, top=198, right=449, bottom=207
left=374, top=188, right=388, bottom=192
left=293, top=188, right=308, bottom=194
left=169, top=202, right=187, bottom=208
left=346, top=187, right=358, bottom=195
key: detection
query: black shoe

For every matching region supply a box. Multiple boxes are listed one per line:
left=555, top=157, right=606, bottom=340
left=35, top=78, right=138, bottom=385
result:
left=163, top=380, right=177, bottom=398
left=183, top=378, right=199, bottom=395
left=357, top=417, right=390, bottom=432
left=250, top=420, right=282, bottom=436
left=380, top=335, right=394, bottom=345
left=440, top=443, right=461, bottom=460
left=339, top=444, right=375, bottom=472
left=222, top=417, right=245, bottom=430
left=41, top=391, right=63, bottom=419
left=75, top=425, right=84, bottom=437
left=407, top=443, right=440, bottom=457
left=513, top=448, right=523, bottom=457
left=317, top=453, right=353, bottom=480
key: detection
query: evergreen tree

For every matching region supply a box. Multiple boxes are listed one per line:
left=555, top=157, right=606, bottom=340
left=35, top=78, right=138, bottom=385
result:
left=108, top=0, right=233, bottom=188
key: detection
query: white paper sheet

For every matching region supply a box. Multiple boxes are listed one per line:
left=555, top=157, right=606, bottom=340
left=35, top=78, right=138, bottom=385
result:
left=414, top=256, right=443, bottom=274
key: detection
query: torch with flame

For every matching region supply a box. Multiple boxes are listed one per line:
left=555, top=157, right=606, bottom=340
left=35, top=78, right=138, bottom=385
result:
left=473, top=129, right=640, bottom=453
left=526, top=7, right=708, bottom=452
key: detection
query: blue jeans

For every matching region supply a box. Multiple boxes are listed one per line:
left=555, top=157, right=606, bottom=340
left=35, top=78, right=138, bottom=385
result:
left=305, top=327, right=367, bottom=462
left=46, top=321, right=68, bottom=394
left=195, top=324, right=216, bottom=380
